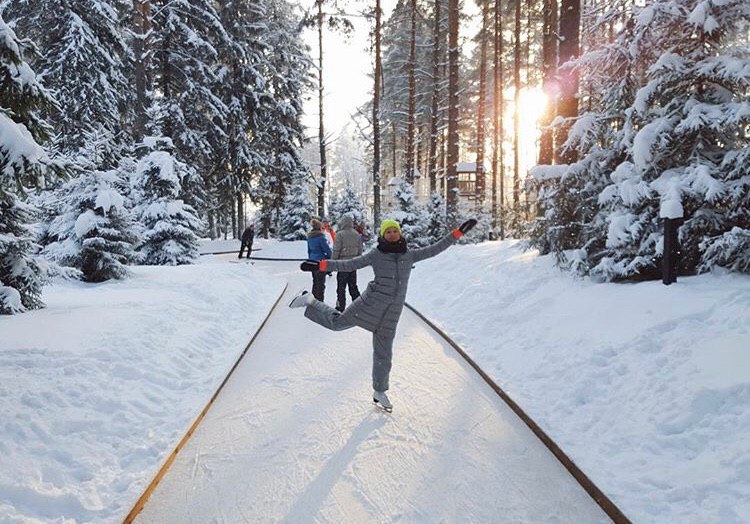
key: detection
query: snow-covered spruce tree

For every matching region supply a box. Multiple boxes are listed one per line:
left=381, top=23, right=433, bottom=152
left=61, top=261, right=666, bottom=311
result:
left=131, top=138, right=203, bottom=265
left=328, top=183, right=369, bottom=230
left=425, top=191, right=448, bottom=243
left=278, top=171, right=314, bottom=241
left=387, top=180, right=430, bottom=247
left=586, top=0, right=750, bottom=280
left=42, top=168, right=138, bottom=282
left=6, top=0, right=130, bottom=166
left=457, top=200, right=492, bottom=244
left=695, top=4, right=750, bottom=274
left=527, top=4, right=643, bottom=265
left=0, top=15, right=59, bottom=313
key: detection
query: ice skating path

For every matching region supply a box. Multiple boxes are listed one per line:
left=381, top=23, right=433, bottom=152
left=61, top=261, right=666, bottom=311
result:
left=135, top=259, right=610, bottom=523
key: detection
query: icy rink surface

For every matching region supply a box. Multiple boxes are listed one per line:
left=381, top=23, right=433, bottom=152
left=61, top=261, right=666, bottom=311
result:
left=137, top=263, right=610, bottom=524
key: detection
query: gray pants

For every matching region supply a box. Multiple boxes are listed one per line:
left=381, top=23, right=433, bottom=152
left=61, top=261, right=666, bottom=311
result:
left=304, top=301, right=394, bottom=392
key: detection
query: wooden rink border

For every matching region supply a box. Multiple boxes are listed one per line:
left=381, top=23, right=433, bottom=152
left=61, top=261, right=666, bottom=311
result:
left=126, top=253, right=630, bottom=522
left=404, top=302, right=632, bottom=524
left=200, top=250, right=306, bottom=262
left=122, top=283, right=289, bottom=523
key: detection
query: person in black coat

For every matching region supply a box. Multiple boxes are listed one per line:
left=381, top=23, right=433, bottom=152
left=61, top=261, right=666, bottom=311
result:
left=239, top=225, right=255, bottom=258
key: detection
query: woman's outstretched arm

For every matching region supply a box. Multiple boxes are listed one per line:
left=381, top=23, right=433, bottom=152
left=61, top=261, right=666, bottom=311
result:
left=411, top=219, right=477, bottom=263
left=317, top=249, right=375, bottom=272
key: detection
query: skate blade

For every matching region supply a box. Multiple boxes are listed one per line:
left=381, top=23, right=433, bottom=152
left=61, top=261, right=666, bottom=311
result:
left=373, top=399, right=392, bottom=413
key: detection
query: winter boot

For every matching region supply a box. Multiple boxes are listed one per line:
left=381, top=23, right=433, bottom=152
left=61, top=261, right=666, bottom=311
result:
left=373, top=390, right=392, bottom=413
left=288, top=290, right=314, bottom=308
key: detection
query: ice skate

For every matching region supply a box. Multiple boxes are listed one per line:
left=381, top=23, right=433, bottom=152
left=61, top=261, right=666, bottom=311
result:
left=373, top=390, right=392, bottom=413
left=288, top=290, right=314, bottom=308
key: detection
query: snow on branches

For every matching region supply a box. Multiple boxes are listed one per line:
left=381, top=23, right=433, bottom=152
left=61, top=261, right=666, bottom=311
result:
left=131, top=145, right=203, bottom=266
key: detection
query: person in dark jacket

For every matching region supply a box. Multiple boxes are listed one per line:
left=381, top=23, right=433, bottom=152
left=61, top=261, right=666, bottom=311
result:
left=332, top=215, right=363, bottom=312
left=306, top=218, right=332, bottom=301
left=238, top=224, right=254, bottom=259
left=289, top=217, right=477, bottom=412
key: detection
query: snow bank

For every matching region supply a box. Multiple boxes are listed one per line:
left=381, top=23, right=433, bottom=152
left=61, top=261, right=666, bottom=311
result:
left=408, top=240, right=750, bottom=524
left=0, top=261, right=285, bottom=522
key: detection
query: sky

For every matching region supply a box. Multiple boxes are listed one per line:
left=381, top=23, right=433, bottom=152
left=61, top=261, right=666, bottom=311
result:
left=299, top=0, right=395, bottom=141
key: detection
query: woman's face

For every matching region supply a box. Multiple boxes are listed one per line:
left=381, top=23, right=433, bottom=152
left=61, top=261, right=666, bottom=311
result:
left=383, top=227, right=401, bottom=242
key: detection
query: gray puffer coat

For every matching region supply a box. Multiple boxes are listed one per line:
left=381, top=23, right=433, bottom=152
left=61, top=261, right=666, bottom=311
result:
left=332, top=216, right=363, bottom=260
left=320, top=232, right=458, bottom=337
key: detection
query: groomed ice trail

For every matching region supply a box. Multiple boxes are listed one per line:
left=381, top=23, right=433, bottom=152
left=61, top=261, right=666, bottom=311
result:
left=135, top=259, right=610, bottom=523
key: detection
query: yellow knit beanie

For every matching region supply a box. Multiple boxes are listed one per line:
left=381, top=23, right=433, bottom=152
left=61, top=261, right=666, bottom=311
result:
left=379, top=219, right=401, bottom=237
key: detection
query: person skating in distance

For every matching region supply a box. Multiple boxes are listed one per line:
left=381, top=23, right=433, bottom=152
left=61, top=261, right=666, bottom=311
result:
left=288, top=217, right=477, bottom=412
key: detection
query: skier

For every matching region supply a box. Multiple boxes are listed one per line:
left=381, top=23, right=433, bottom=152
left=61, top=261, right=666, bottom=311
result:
left=332, top=215, right=362, bottom=312
left=289, top=217, right=477, bottom=412
left=238, top=224, right=254, bottom=259
left=306, top=218, right=332, bottom=301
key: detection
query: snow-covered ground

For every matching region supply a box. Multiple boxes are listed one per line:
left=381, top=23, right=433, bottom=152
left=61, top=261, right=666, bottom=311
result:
left=0, top=258, right=285, bottom=522
left=1, top=238, right=747, bottom=523
left=408, top=239, right=750, bottom=524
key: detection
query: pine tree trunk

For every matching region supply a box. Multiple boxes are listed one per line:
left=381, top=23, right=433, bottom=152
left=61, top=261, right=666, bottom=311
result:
left=416, top=126, right=424, bottom=185
left=513, top=0, right=522, bottom=227
left=231, top=196, right=237, bottom=239
left=406, top=0, right=417, bottom=183
left=445, top=0, right=460, bottom=220
left=237, top=192, right=243, bottom=233
left=373, top=0, right=382, bottom=231
left=555, top=0, right=580, bottom=164
left=492, top=0, right=505, bottom=239
left=317, top=0, right=327, bottom=217
left=392, top=121, right=397, bottom=181
left=159, top=1, right=172, bottom=137
left=475, top=0, right=489, bottom=207
left=440, top=127, right=446, bottom=194
left=132, top=0, right=151, bottom=142
left=209, top=210, right=216, bottom=240
left=492, top=0, right=505, bottom=238
left=538, top=0, right=558, bottom=165
left=428, top=0, right=442, bottom=194
left=525, top=0, right=532, bottom=85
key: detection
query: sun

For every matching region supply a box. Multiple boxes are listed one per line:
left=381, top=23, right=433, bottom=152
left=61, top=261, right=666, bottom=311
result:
left=503, top=87, right=549, bottom=175
left=517, top=87, right=549, bottom=126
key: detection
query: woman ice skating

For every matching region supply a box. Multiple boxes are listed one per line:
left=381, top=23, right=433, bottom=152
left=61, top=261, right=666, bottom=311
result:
left=306, top=218, right=332, bottom=301
left=289, top=217, right=477, bottom=412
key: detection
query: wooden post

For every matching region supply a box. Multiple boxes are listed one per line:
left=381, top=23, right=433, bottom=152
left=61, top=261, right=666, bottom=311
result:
left=662, top=218, right=678, bottom=285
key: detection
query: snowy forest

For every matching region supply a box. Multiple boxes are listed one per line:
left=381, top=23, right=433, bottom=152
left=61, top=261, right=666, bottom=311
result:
left=1, top=1, right=749, bottom=523
left=1, top=0, right=749, bottom=315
